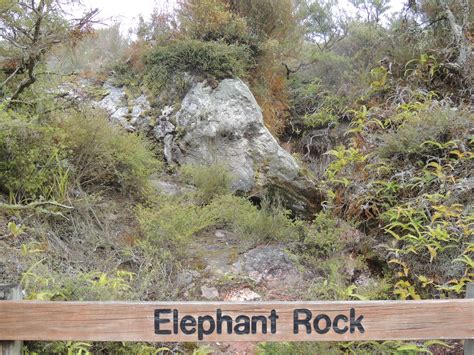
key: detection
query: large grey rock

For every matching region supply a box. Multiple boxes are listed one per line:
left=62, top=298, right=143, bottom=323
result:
left=170, top=79, right=321, bottom=213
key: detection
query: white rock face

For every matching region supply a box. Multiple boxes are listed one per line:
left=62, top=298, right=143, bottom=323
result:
left=172, top=79, right=320, bottom=212
left=94, top=83, right=151, bottom=132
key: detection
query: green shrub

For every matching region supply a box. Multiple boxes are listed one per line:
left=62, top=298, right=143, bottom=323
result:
left=209, top=194, right=302, bottom=243
left=296, top=212, right=344, bottom=261
left=136, top=196, right=218, bottom=253
left=144, top=39, right=253, bottom=94
left=61, top=109, right=161, bottom=196
left=180, top=163, right=232, bottom=204
left=379, top=107, right=471, bottom=160
left=257, top=342, right=331, bottom=354
left=0, top=108, right=161, bottom=200
left=303, top=110, right=338, bottom=129
left=137, top=192, right=301, bottom=254
left=178, top=0, right=250, bottom=44
left=0, top=110, right=66, bottom=201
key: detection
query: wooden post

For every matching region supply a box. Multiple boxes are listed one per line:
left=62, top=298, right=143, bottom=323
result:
left=0, top=284, right=22, bottom=355
left=465, top=283, right=474, bottom=355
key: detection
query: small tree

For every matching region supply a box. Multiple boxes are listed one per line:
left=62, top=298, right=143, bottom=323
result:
left=177, top=0, right=249, bottom=43
left=0, top=0, right=97, bottom=106
left=299, top=0, right=348, bottom=51
left=349, top=0, right=391, bottom=23
left=398, top=0, right=472, bottom=91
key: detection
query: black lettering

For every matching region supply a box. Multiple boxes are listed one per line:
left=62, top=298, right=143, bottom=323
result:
left=234, top=315, right=250, bottom=334
left=217, top=309, right=233, bottom=334
left=294, top=309, right=312, bottom=334
left=198, top=315, right=216, bottom=340
left=313, top=314, right=331, bottom=334
left=350, top=308, right=365, bottom=334
left=173, top=309, right=179, bottom=334
left=180, top=315, right=196, bottom=335
left=251, top=315, right=267, bottom=334
left=269, top=310, right=279, bottom=334
left=154, top=309, right=172, bottom=335
left=333, top=314, right=348, bottom=334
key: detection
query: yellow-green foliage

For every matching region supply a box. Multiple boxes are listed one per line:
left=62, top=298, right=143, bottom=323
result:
left=326, top=145, right=366, bottom=183
left=178, top=0, right=250, bottom=44
left=209, top=194, right=301, bottom=242
left=0, top=107, right=160, bottom=201
left=180, top=164, right=232, bottom=203
left=303, top=110, right=337, bottom=129
left=144, top=39, right=253, bottom=94
left=136, top=195, right=219, bottom=253
left=383, top=196, right=473, bottom=298
left=21, top=260, right=135, bottom=301
left=0, top=109, right=66, bottom=201
left=61, top=108, right=161, bottom=196
left=379, top=107, right=471, bottom=160
left=323, top=100, right=473, bottom=298
left=137, top=165, right=302, bottom=254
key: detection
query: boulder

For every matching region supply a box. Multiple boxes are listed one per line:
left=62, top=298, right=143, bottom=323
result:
left=232, top=245, right=303, bottom=285
left=169, top=79, right=322, bottom=213
left=82, top=78, right=322, bottom=213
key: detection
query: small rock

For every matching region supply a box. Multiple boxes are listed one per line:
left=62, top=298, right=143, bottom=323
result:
left=201, top=285, right=219, bottom=300
left=177, top=270, right=199, bottom=289
left=150, top=179, right=196, bottom=196
left=225, top=288, right=261, bottom=301
left=215, top=230, right=226, bottom=239
left=354, top=274, right=373, bottom=288
left=160, top=105, right=174, bottom=118
left=153, top=118, right=175, bottom=140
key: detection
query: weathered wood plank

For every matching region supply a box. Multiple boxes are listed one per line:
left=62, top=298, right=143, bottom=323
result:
left=0, top=300, right=472, bottom=342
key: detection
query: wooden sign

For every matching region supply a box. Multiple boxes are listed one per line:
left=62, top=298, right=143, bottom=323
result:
left=0, top=300, right=473, bottom=342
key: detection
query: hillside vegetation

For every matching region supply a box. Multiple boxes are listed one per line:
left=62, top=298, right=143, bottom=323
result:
left=0, top=0, right=472, bottom=354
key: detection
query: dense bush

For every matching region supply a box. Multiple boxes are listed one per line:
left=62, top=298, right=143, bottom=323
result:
left=136, top=195, right=218, bottom=253
left=136, top=164, right=302, bottom=256
left=137, top=192, right=302, bottom=253
left=173, top=0, right=300, bottom=135
left=0, top=107, right=160, bottom=201
left=323, top=100, right=473, bottom=299
left=144, top=39, right=253, bottom=94
left=180, top=164, right=232, bottom=204
left=379, top=107, right=471, bottom=160
left=210, top=194, right=302, bottom=242
left=61, top=109, right=161, bottom=196
left=0, top=110, right=65, bottom=201
left=178, top=0, right=250, bottom=44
